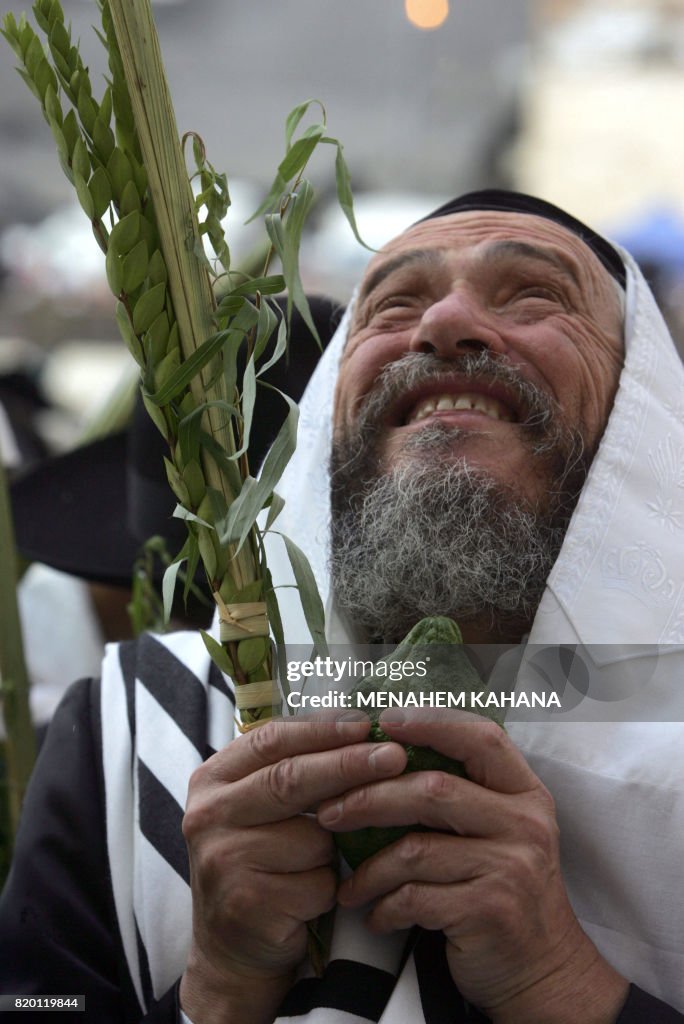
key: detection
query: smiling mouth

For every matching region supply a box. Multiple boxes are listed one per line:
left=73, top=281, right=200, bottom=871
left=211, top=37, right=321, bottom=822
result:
left=405, top=392, right=517, bottom=426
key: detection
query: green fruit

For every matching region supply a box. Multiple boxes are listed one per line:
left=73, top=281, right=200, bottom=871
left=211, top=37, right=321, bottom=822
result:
left=334, top=616, right=503, bottom=870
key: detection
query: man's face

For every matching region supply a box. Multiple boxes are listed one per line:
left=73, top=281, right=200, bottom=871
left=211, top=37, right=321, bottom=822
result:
left=334, top=210, right=624, bottom=506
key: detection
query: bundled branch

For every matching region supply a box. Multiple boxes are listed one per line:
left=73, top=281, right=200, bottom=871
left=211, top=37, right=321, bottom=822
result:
left=2, top=0, right=363, bottom=738
left=0, top=454, right=35, bottom=847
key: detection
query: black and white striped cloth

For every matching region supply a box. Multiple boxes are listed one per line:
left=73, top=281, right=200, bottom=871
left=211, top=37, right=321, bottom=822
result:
left=100, top=630, right=475, bottom=1023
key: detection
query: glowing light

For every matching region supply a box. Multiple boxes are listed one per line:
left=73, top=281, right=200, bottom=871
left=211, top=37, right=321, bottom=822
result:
left=405, top=0, right=449, bottom=30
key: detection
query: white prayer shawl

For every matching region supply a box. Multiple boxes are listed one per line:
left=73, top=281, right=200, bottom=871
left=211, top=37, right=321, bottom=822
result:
left=102, top=249, right=684, bottom=1018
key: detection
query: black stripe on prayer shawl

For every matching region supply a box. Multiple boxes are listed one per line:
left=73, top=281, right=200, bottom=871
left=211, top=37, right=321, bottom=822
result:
left=277, top=959, right=395, bottom=1020
left=118, top=638, right=139, bottom=743
left=413, top=930, right=487, bottom=1023
left=137, top=758, right=190, bottom=883
left=208, top=657, right=236, bottom=705
left=136, top=634, right=206, bottom=754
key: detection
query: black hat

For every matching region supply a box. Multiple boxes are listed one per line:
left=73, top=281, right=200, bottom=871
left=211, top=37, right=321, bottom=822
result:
left=420, top=189, right=626, bottom=289
left=11, top=295, right=344, bottom=586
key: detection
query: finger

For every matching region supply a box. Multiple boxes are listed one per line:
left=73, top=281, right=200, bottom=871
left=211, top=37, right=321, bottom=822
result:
left=365, top=880, right=476, bottom=935
left=378, top=709, right=539, bottom=794
left=200, top=714, right=371, bottom=785
left=338, top=832, right=494, bottom=908
left=291, top=707, right=371, bottom=727
left=317, top=770, right=524, bottom=838
left=201, top=866, right=338, bottom=942
left=215, top=816, right=337, bottom=874
left=216, top=740, right=407, bottom=826
left=270, top=866, right=339, bottom=924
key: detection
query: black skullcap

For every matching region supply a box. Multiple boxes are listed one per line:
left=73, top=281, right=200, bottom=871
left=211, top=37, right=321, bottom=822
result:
left=421, top=189, right=626, bottom=289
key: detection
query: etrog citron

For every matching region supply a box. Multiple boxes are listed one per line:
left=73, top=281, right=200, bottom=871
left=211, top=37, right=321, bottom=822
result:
left=334, top=615, right=503, bottom=869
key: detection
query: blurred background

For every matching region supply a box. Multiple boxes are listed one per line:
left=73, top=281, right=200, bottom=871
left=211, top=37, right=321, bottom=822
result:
left=2, top=0, right=684, bottom=459
left=0, top=0, right=684, bottom=738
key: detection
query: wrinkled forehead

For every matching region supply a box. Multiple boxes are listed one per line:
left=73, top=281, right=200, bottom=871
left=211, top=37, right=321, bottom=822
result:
left=358, top=209, right=619, bottom=301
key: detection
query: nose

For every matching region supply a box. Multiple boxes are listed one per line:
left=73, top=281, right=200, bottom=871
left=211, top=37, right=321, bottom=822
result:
left=409, top=289, right=507, bottom=359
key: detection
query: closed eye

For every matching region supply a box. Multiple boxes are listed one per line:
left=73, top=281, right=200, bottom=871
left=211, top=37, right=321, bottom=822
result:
left=375, top=294, right=421, bottom=311
left=514, top=287, right=564, bottom=302
left=503, top=285, right=574, bottom=317
left=363, top=295, right=424, bottom=326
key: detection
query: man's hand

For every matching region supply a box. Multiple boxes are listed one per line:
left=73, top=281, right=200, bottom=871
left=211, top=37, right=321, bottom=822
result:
left=179, top=715, right=407, bottom=1024
left=317, top=709, right=629, bottom=1024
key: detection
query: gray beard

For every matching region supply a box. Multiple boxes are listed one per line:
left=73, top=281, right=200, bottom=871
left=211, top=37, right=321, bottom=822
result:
left=329, top=352, right=590, bottom=643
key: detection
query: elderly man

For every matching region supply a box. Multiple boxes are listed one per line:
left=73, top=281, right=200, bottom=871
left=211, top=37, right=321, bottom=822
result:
left=1, top=191, right=683, bottom=1024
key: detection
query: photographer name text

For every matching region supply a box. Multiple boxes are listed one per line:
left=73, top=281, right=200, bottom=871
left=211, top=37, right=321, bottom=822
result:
left=286, top=690, right=561, bottom=709
left=285, top=657, right=560, bottom=710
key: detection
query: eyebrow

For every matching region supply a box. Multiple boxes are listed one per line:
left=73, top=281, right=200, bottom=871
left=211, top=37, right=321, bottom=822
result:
left=480, top=239, right=582, bottom=288
left=358, top=238, right=583, bottom=304
left=357, top=248, right=446, bottom=304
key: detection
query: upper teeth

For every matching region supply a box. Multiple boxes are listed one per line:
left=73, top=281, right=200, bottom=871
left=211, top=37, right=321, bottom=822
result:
left=407, top=393, right=514, bottom=424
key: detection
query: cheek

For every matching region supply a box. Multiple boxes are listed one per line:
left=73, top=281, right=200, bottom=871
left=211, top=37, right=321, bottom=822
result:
left=332, top=365, right=356, bottom=432
left=334, top=333, right=411, bottom=428
left=535, top=316, right=622, bottom=437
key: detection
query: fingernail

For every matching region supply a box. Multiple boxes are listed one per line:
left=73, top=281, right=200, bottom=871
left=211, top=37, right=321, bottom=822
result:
left=337, top=709, right=367, bottom=723
left=318, top=800, right=343, bottom=826
left=369, top=743, right=402, bottom=773
left=381, top=709, right=405, bottom=727
left=336, top=709, right=368, bottom=734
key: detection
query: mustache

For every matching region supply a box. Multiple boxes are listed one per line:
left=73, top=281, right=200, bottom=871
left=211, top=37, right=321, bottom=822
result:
left=331, top=350, right=590, bottom=503
left=352, top=350, right=562, bottom=444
